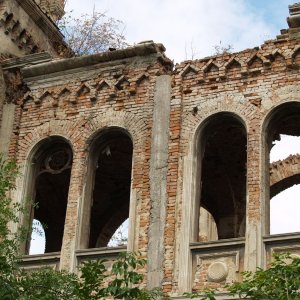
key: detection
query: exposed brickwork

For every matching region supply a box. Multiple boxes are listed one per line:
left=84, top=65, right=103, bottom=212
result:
left=1, top=1, right=300, bottom=299
left=7, top=46, right=172, bottom=275
left=167, top=35, right=300, bottom=294
left=270, top=154, right=300, bottom=198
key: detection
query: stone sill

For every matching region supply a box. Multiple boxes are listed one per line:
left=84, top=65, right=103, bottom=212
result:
left=190, top=237, right=245, bottom=251
left=20, top=251, right=60, bottom=270
left=263, top=232, right=300, bottom=243
left=172, top=292, right=239, bottom=300
left=76, top=246, right=127, bottom=260
left=22, top=251, right=60, bottom=260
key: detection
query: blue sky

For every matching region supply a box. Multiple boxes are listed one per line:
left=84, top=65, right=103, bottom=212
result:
left=65, top=0, right=295, bottom=62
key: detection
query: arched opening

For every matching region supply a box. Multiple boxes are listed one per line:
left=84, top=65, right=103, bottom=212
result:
left=266, top=102, right=300, bottom=235
left=196, top=113, right=247, bottom=241
left=86, top=129, right=133, bottom=248
left=26, top=138, right=73, bottom=254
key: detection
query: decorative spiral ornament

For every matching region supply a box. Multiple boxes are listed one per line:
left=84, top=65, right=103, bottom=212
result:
left=207, top=261, right=228, bottom=282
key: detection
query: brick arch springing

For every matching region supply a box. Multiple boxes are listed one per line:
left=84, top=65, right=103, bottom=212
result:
left=17, top=119, right=92, bottom=162
left=270, top=154, right=300, bottom=198
left=180, top=99, right=255, bottom=158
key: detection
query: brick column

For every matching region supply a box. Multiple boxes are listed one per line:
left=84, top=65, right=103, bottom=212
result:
left=60, top=150, right=87, bottom=271
left=244, top=118, right=265, bottom=271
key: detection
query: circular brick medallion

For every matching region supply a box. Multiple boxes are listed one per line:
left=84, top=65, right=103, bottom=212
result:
left=207, top=261, right=228, bottom=282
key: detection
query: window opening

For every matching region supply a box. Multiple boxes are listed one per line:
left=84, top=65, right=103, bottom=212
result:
left=26, top=140, right=73, bottom=254
left=269, top=133, right=300, bottom=234
left=88, top=131, right=133, bottom=248
left=198, top=115, right=247, bottom=241
left=267, top=103, right=300, bottom=235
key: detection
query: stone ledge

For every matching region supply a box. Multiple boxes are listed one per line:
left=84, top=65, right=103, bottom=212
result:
left=190, top=238, right=245, bottom=251
left=20, top=252, right=60, bottom=270
left=172, top=293, right=239, bottom=300
left=263, top=232, right=300, bottom=243
left=1, top=52, right=52, bottom=70
left=76, top=246, right=126, bottom=260
left=22, top=42, right=172, bottom=79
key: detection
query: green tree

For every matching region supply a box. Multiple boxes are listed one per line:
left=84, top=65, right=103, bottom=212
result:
left=0, top=156, right=22, bottom=299
left=228, top=253, right=300, bottom=300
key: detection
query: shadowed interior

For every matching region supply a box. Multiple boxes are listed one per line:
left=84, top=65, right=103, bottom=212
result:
left=88, top=131, right=133, bottom=248
left=31, top=140, right=72, bottom=253
left=200, top=114, right=247, bottom=240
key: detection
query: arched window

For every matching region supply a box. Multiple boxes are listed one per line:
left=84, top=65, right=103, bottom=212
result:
left=265, top=102, right=300, bottom=235
left=195, top=113, right=247, bottom=241
left=26, top=137, right=73, bottom=254
left=80, top=128, right=133, bottom=249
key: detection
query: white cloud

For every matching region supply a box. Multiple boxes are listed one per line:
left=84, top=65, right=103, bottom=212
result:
left=65, top=0, right=291, bottom=62
left=270, top=135, right=300, bottom=162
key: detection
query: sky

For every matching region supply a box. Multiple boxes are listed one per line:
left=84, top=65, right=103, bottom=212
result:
left=270, top=135, right=300, bottom=234
left=65, top=0, right=292, bottom=63
left=30, top=0, right=299, bottom=254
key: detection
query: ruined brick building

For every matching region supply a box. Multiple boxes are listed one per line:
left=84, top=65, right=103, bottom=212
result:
left=0, top=0, right=300, bottom=298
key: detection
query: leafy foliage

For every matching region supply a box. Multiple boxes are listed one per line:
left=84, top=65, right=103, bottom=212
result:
left=57, top=10, right=128, bottom=56
left=0, top=156, right=22, bottom=299
left=104, top=251, right=146, bottom=299
left=228, top=253, right=300, bottom=300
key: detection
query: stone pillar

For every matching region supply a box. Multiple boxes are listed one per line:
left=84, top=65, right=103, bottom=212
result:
left=147, top=75, right=171, bottom=289
left=59, top=151, right=86, bottom=271
left=244, top=119, right=265, bottom=271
